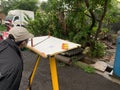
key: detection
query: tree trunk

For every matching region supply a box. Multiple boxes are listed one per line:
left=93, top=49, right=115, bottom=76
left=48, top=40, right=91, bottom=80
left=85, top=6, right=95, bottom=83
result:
left=57, top=11, right=67, bottom=35
left=84, top=0, right=96, bottom=38
left=94, top=0, right=108, bottom=40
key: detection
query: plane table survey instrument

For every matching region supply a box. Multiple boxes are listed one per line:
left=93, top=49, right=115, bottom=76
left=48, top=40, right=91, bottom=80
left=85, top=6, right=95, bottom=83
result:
left=26, top=35, right=81, bottom=90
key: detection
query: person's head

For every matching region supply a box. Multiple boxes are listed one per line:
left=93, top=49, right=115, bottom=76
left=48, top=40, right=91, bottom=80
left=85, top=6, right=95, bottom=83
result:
left=8, top=27, right=34, bottom=48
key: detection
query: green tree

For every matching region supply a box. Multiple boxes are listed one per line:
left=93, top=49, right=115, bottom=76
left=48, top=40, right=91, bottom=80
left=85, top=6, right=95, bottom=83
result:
left=1, top=0, right=38, bottom=14
left=27, top=0, right=117, bottom=57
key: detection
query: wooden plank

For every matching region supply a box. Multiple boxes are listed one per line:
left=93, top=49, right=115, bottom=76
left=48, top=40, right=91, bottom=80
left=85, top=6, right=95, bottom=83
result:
left=92, top=61, right=108, bottom=72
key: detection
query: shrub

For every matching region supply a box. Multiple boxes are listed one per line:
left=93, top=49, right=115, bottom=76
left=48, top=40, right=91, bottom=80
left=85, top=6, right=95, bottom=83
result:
left=90, top=41, right=106, bottom=57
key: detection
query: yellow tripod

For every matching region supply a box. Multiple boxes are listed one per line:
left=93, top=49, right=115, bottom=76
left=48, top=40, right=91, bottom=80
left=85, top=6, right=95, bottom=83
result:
left=27, top=55, right=59, bottom=90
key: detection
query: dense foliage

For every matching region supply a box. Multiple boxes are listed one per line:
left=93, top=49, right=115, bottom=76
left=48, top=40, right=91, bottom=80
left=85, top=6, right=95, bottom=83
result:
left=0, top=0, right=38, bottom=14
left=1, top=0, right=120, bottom=57
left=27, top=0, right=116, bottom=57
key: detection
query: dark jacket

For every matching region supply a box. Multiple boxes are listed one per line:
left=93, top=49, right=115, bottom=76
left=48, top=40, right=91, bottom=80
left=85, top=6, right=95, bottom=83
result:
left=0, top=38, right=23, bottom=90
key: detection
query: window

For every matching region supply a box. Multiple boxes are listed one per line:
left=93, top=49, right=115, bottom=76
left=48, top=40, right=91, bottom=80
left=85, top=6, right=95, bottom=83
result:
left=14, top=16, right=19, bottom=21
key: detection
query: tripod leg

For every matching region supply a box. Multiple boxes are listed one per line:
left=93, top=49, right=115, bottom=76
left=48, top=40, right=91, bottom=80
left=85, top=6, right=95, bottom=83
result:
left=49, top=56, right=59, bottom=90
left=27, top=55, right=41, bottom=90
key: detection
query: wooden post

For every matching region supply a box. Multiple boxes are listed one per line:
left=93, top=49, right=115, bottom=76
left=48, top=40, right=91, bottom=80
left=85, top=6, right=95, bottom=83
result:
left=31, top=38, right=33, bottom=47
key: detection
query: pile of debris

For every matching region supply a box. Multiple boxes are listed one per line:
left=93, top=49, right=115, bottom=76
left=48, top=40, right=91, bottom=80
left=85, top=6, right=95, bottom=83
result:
left=55, top=47, right=84, bottom=65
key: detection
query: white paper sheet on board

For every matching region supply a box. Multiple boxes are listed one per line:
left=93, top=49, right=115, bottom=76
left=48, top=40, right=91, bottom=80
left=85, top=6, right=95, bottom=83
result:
left=27, top=36, right=81, bottom=56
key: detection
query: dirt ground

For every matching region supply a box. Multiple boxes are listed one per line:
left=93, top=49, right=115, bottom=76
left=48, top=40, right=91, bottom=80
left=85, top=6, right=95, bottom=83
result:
left=19, top=50, right=120, bottom=90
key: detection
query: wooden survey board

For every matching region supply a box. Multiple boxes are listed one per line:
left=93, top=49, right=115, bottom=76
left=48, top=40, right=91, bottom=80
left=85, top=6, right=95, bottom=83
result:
left=27, top=36, right=81, bottom=57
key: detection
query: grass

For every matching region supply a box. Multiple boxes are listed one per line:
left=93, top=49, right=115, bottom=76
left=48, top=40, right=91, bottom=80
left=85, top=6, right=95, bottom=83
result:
left=0, top=24, right=6, bottom=31
left=73, top=61, right=95, bottom=73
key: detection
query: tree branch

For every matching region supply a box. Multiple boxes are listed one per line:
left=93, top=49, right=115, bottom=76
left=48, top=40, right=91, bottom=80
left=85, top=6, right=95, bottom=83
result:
left=95, top=0, right=108, bottom=40
left=84, top=0, right=96, bottom=37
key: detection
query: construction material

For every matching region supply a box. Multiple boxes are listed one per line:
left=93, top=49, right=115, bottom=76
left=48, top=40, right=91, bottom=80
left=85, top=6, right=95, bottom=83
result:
left=55, top=54, right=71, bottom=64
left=92, top=61, right=108, bottom=72
left=61, top=47, right=82, bottom=56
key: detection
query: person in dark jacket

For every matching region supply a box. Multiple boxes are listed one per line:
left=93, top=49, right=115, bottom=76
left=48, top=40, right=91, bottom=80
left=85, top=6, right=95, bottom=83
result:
left=0, top=27, right=34, bottom=90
